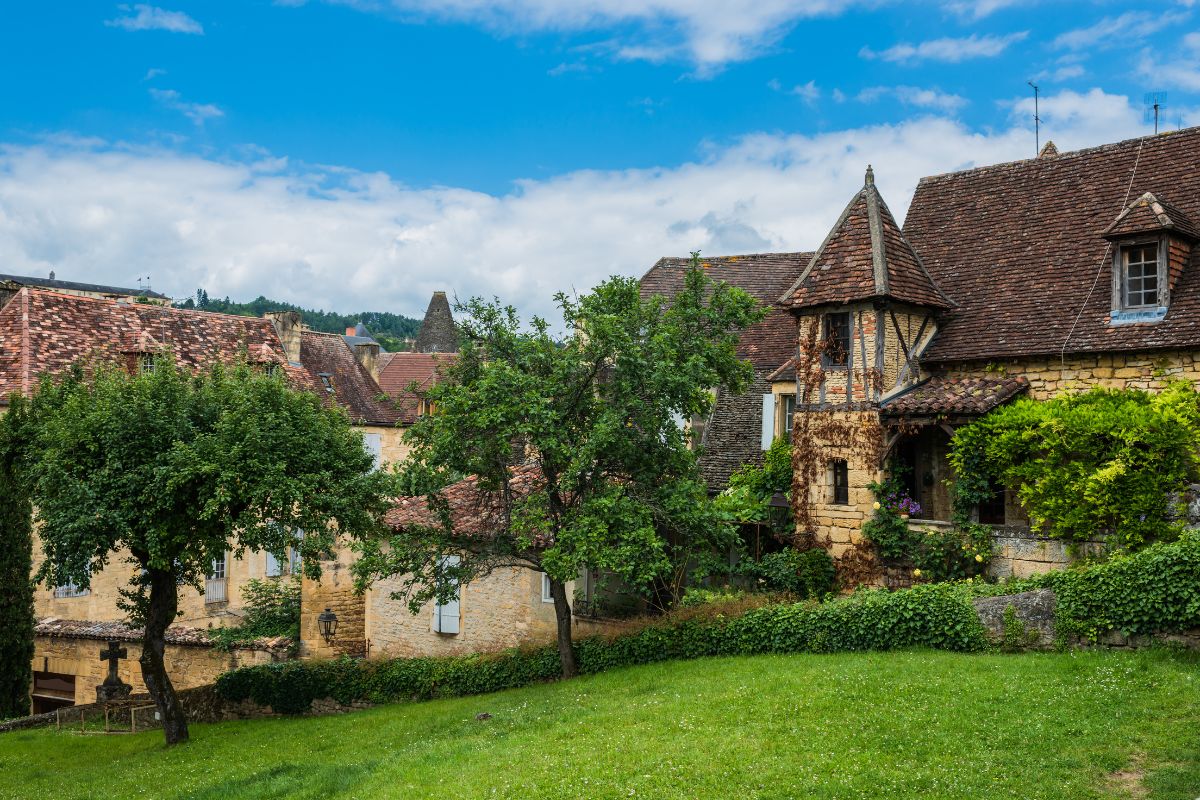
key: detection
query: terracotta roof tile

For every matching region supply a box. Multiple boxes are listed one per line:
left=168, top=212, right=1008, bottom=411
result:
left=907, top=127, right=1200, bottom=363
left=880, top=375, right=1029, bottom=418
left=386, top=465, right=543, bottom=539
left=1103, top=191, right=1200, bottom=241
left=376, top=352, right=456, bottom=424
left=780, top=169, right=951, bottom=311
left=299, top=330, right=401, bottom=426
left=35, top=617, right=291, bottom=650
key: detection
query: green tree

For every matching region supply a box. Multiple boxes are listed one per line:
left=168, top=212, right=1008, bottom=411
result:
left=0, top=396, right=34, bottom=720
left=353, top=258, right=764, bottom=678
left=22, top=359, right=395, bottom=744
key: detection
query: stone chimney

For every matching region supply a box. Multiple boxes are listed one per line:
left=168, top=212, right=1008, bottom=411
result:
left=265, top=311, right=303, bottom=364
left=414, top=291, right=458, bottom=354
left=354, top=342, right=380, bottom=379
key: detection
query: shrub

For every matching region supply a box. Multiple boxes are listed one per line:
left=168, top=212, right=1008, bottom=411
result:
left=951, top=384, right=1200, bottom=548
left=217, top=583, right=988, bottom=713
left=208, top=577, right=300, bottom=652
left=735, top=548, right=836, bottom=599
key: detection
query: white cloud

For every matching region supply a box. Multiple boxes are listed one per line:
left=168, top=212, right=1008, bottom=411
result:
left=300, top=0, right=863, bottom=71
left=769, top=79, right=820, bottom=103
left=857, top=85, right=968, bottom=112
left=1140, top=31, right=1200, bottom=90
left=105, top=4, right=204, bottom=34
left=1053, top=11, right=1185, bottom=51
left=143, top=67, right=168, bottom=81
left=0, top=90, right=1162, bottom=321
left=860, top=31, right=1027, bottom=64
left=942, top=0, right=1023, bottom=18
left=149, top=89, right=225, bottom=126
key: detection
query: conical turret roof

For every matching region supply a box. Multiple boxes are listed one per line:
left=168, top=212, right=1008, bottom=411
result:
left=779, top=167, right=952, bottom=310
left=414, top=291, right=459, bottom=354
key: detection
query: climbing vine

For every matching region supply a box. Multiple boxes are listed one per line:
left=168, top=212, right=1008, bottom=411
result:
left=950, top=383, right=1200, bottom=549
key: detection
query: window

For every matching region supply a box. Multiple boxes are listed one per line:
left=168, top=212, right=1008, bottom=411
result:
left=138, top=355, right=156, bottom=375
left=1122, top=244, right=1160, bottom=308
left=362, top=432, right=383, bottom=471
left=318, top=373, right=334, bottom=393
left=53, top=581, right=89, bottom=599
left=541, top=573, right=554, bottom=603
left=265, top=532, right=303, bottom=578
left=782, top=394, right=796, bottom=435
left=432, top=555, right=461, bottom=634
left=831, top=459, right=849, bottom=505
left=823, top=313, right=851, bottom=367
left=206, top=553, right=228, bottom=604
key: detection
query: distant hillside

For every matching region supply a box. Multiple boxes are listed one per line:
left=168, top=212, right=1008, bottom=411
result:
left=175, top=289, right=421, bottom=352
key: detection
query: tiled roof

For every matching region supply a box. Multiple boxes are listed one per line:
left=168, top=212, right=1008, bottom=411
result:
left=0, top=272, right=170, bottom=300
left=780, top=168, right=951, bottom=312
left=639, top=252, right=810, bottom=372
left=386, top=465, right=544, bottom=539
left=299, top=330, right=401, bottom=426
left=766, top=358, right=797, bottom=383
left=0, top=288, right=399, bottom=426
left=376, top=352, right=456, bottom=424
left=414, top=292, right=459, bottom=354
left=35, top=617, right=291, bottom=650
left=880, top=376, right=1029, bottom=418
left=1103, top=192, right=1200, bottom=241
left=697, top=372, right=771, bottom=491
left=906, top=127, right=1200, bottom=363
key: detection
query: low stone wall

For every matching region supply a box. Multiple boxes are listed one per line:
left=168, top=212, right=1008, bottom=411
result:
left=987, top=526, right=1106, bottom=579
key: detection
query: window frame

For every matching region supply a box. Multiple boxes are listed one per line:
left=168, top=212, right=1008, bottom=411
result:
left=432, top=555, right=462, bottom=635
left=1121, top=242, right=1161, bottom=309
left=1111, top=237, right=1169, bottom=321
left=541, top=573, right=554, bottom=604
left=822, top=312, right=851, bottom=369
left=831, top=459, right=849, bottom=506
left=781, top=394, right=796, bottom=436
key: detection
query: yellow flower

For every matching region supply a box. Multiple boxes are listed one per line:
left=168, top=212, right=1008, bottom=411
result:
left=872, top=501, right=881, bottom=511
left=913, top=568, right=922, bottom=577
left=975, top=554, right=984, bottom=563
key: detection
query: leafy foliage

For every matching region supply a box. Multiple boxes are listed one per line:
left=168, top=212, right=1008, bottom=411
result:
left=175, top=289, right=420, bottom=349
left=861, top=466, right=990, bottom=582
left=217, top=582, right=988, bottom=714
left=980, top=529, right=1200, bottom=642
left=951, top=384, right=1200, bottom=548
left=0, top=396, right=34, bottom=720
left=715, top=437, right=793, bottom=527
left=208, top=578, right=302, bottom=652
left=20, top=357, right=396, bottom=742
left=351, top=257, right=765, bottom=675
left=734, top=548, right=836, bottom=599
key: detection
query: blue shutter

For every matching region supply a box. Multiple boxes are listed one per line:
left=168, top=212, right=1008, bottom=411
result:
left=433, top=555, right=461, bottom=634
left=760, top=394, right=775, bottom=450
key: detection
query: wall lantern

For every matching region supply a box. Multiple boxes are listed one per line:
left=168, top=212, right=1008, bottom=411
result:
left=317, top=607, right=338, bottom=645
left=767, top=491, right=791, bottom=530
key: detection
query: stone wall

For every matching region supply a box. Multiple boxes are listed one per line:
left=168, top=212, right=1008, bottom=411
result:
left=299, top=539, right=366, bottom=658
left=31, top=634, right=281, bottom=709
left=366, top=566, right=565, bottom=658
left=937, top=348, right=1200, bottom=401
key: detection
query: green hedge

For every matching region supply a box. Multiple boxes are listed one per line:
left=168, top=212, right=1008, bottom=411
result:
left=216, top=583, right=986, bottom=714
left=993, top=530, right=1200, bottom=641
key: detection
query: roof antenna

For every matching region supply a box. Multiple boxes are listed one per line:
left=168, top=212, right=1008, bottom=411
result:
left=1027, top=81, right=1041, bottom=155
left=136, top=275, right=152, bottom=294
left=1144, top=92, right=1167, bottom=134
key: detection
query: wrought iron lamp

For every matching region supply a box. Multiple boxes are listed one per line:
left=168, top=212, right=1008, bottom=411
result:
left=767, top=491, right=791, bottom=530
left=317, top=607, right=338, bottom=645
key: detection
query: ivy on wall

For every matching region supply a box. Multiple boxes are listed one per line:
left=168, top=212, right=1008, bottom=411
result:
left=950, top=383, right=1200, bottom=549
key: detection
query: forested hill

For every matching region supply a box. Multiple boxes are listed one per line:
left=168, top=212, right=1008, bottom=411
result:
left=174, top=289, right=420, bottom=352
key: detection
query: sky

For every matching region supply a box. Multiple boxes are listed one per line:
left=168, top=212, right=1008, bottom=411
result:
left=0, top=1, right=1198, bottom=320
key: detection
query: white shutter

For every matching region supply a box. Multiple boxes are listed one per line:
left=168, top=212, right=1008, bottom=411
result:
left=760, top=394, right=775, bottom=450
left=265, top=551, right=281, bottom=577
left=432, top=555, right=461, bottom=634
left=362, top=432, right=383, bottom=471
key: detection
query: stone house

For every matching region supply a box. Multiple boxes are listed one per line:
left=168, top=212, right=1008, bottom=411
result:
left=645, top=127, right=1200, bottom=581
left=0, top=287, right=404, bottom=709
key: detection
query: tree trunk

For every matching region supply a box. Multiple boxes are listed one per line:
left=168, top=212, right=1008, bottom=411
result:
left=140, top=568, right=189, bottom=745
left=548, top=577, right=577, bottom=679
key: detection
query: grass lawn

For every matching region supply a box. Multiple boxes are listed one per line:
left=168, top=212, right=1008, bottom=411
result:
left=1, top=650, right=1198, bottom=800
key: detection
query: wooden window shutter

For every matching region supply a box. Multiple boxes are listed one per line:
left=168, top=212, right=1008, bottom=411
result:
left=433, top=555, right=461, bottom=634
left=760, top=394, right=775, bottom=450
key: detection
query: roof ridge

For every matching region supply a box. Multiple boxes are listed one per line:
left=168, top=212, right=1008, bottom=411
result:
left=19, top=287, right=282, bottom=326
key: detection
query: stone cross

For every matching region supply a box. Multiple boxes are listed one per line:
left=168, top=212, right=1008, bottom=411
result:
left=99, top=640, right=127, bottom=685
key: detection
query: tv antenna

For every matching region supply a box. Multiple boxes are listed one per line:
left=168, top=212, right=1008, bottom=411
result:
left=1027, top=81, right=1041, bottom=154
left=1144, top=92, right=1168, bottom=134
left=136, top=275, right=152, bottom=293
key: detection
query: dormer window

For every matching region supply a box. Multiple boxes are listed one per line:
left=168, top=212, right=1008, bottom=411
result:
left=1121, top=243, right=1160, bottom=308
left=138, top=355, right=156, bottom=375
left=822, top=312, right=850, bottom=368
left=318, top=373, right=334, bottom=393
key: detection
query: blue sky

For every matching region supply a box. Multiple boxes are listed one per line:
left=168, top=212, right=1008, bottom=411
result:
left=0, top=2, right=1197, bottom=317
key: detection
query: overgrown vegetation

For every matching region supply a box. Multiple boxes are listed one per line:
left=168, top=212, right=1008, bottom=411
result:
left=175, top=289, right=421, bottom=352
left=861, top=464, right=991, bottom=582
left=0, top=395, right=34, bottom=720
left=208, top=578, right=301, bottom=652
left=951, top=383, right=1200, bottom=549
